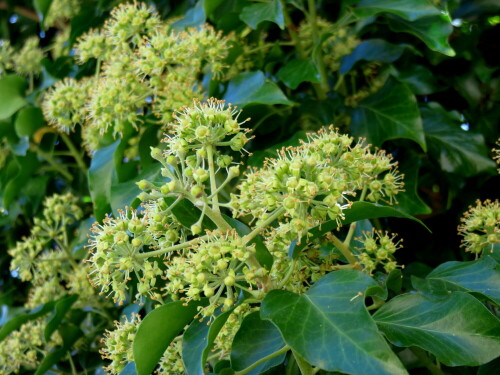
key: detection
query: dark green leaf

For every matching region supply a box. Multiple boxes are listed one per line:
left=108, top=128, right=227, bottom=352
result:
left=88, top=140, right=120, bottom=221
left=412, top=256, right=500, bottom=305
left=173, top=0, right=206, bottom=29
left=291, top=201, right=429, bottom=258
left=392, top=158, right=431, bottom=216
left=133, top=300, right=207, bottom=375
left=351, top=78, right=426, bottom=151
left=2, top=152, right=40, bottom=209
left=240, top=0, right=285, bottom=29
left=224, top=71, right=293, bottom=107
left=0, top=75, right=27, bottom=120
left=231, top=311, right=286, bottom=374
left=182, top=308, right=233, bottom=375
left=393, top=65, right=440, bottom=95
left=33, top=0, right=53, bottom=23
left=277, top=58, right=320, bottom=89
left=340, top=39, right=407, bottom=74
left=387, top=15, right=456, bottom=56
left=14, top=106, right=45, bottom=137
left=247, top=131, right=308, bottom=168
left=422, top=103, right=495, bottom=176
left=374, top=292, right=500, bottom=366
left=261, top=270, right=406, bottom=374
left=44, top=294, right=78, bottom=341
left=352, top=0, right=441, bottom=21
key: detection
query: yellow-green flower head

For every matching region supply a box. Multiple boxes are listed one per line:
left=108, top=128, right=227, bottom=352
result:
left=0, top=319, right=61, bottom=374
left=50, top=27, right=71, bottom=59
left=458, top=199, right=500, bottom=256
left=157, top=339, right=185, bottom=375
left=42, top=77, right=93, bottom=133
left=104, top=1, right=161, bottom=46
left=494, top=138, right=500, bottom=173
left=44, top=0, right=81, bottom=27
left=75, top=29, right=111, bottom=64
left=8, top=236, right=45, bottom=282
left=164, top=230, right=260, bottom=317
left=355, top=230, right=403, bottom=274
left=0, top=40, right=14, bottom=76
left=13, top=36, right=44, bottom=76
left=101, top=314, right=141, bottom=374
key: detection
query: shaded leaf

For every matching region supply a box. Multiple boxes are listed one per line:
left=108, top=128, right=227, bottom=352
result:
left=352, top=0, right=441, bottom=21
left=374, top=292, right=500, bottom=366
left=173, top=0, right=206, bottom=29
left=387, top=14, right=456, bottom=56
left=231, top=312, right=286, bottom=374
left=183, top=308, right=233, bottom=375
left=277, top=58, right=320, bottom=89
left=340, top=39, right=408, bottom=74
left=240, top=0, right=284, bottom=29
left=351, top=78, right=426, bottom=151
left=133, top=300, right=207, bottom=375
left=14, top=106, right=45, bottom=137
left=88, top=140, right=120, bottom=221
left=411, top=256, right=500, bottom=305
left=290, top=201, right=429, bottom=259
left=261, top=270, right=406, bottom=374
left=44, top=294, right=78, bottom=341
left=119, top=363, right=138, bottom=375
left=0, top=301, right=56, bottom=342
left=33, top=0, right=52, bottom=24
left=0, top=75, right=27, bottom=120
left=392, top=158, right=431, bottom=216
left=393, top=65, right=440, bottom=95
left=421, top=103, right=495, bottom=176
left=224, top=71, right=293, bottom=107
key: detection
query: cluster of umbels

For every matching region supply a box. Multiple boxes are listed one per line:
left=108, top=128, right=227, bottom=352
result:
left=87, top=98, right=407, bottom=371
left=0, top=318, right=62, bottom=374
left=355, top=230, right=402, bottom=274
left=8, top=193, right=96, bottom=309
left=42, top=1, right=230, bottom=154
left=458, top=200, right=500, bottom=257
left=44, top=0, right=82, bottom=27
left=0, top=36, right=44, bottom=78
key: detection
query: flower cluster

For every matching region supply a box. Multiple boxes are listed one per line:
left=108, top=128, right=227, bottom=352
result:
left=8, top=193, right=96, bottom=309
left=44, top=0, right=81, bottom=27
left=42, top=2, right=230, bottom=154
left=458, top=199, right=500, bottom=257
left=12, top=36, right=44, bottom=76
left=0, top=319, right=62, bottom=374
left=0, top=40, right=14, bottom=76
left=355, top=230, right=403, bottom=274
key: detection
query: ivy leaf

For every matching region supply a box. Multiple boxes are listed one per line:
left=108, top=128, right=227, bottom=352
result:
left=351, top=0, right=441, bottom=21
left=421, top=103, right=496, bottom=177
left=88, top=140, right=120, bottom=221
left=33, top=0, right=53, bottom=25
left=14, top=106, right=45, bottom=137
left=240, top=0, right=284, bottom=29
left=392, top=158, right=431, bottom=216
left=411, top=256, right=500, bottom=305
left=387, top=14, right=456, bottom=56
left=224, top=71, right=293, bottom=107
left=44, top=294, right=79, bottom=341
left=231, top=312, right=286, bottom=374
left=172, top=0, right=206, bottom=29
left=0, top=75, right=27, bottom=120
left=119, top=363, right=138, bottom=375
left=290, top=201, right=429, bottom=259
left=393, top=65, right=440, bottom=95
left=340, top=39, right=408, bottom=74
left=277, top=58, right=320, bottom=89
left=350, top=78, right=426, bottom=151
left=133, top=300, right=207, bottom=375
left=182, top=308, right=233, bottom=375
left=374, top=292, right=500, bottom=366
left=261, top=270, right=407, bottom=374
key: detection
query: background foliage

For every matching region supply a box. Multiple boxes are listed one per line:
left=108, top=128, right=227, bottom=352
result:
left=0, top=0, right=499, bottom=374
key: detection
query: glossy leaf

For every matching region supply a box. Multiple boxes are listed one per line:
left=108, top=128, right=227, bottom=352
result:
left=422, top=103, right=495, bottom=177
left=387, top=15, right=456, bottom=56
left=277, top=58, right=320, bottom=89
left=352, top=0, right=441, bottom=21
left=261, top=270, right=407, bottom=374
left=88, top=140, right=120, bottom=221
left=0, top=75, right=27, bottom=120
left=224, top=71, right=293, bottom=107
left=340, top=39, right=407, bottom=74
left=374, top=292, right=500, bottom=366
left=393, top=65, right=440, bottom=95
left=182, top=308, right=233, bottom=375
left=119, top=363, right=138, bottom=375
left=44, top=294, right=78, bottom=341
left=392, top=159, right=431, bottom=216
left=14, top=106, right=45, bottom=137
left=351, top=78, right=426, bottom=151
left=33, top=0, right=52, bottom=23
left=231, top=312, right=286, bottom=374
left=240, top=0, right=284, bottom=29
left=2, top=152, right=40, bottom=209
left=412, top=256, right=500, bottom=305
left=133, top=300, right=207, bottom=375
left=290, top=201, right=428, bottom=258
